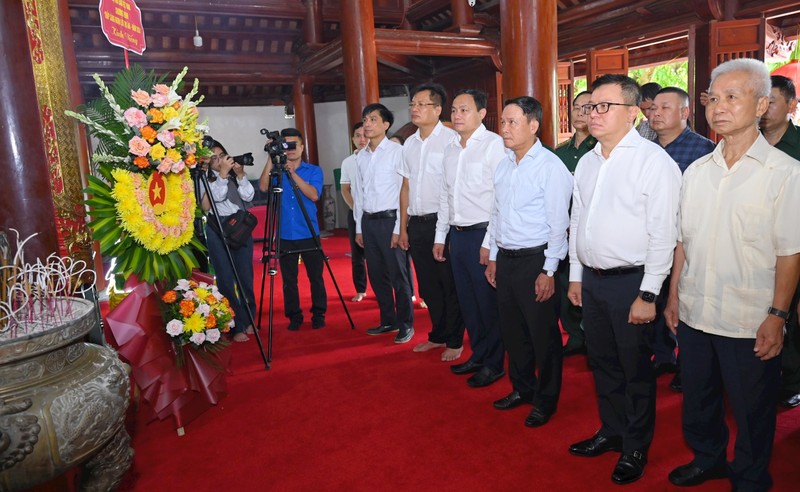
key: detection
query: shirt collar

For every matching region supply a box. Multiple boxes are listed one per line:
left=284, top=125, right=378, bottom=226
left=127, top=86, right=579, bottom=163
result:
left=410, top=120, right=447, bottom=142
left=711, top=133, right=770, bottom=169
left=592, top=126, right=639, bottom=157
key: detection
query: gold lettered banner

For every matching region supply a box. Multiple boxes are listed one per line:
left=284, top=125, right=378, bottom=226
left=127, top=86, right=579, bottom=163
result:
left=22, top=0, right=93, bottom=269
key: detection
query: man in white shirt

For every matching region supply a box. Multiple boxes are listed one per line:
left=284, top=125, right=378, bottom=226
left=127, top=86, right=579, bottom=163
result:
left=398, top=84, right=465, bottom=362
left=485, top=96, right=573, bottom=427
left=434, top=89, right=506, bottom=388
left=566, top=74, right=681, bottom=485
left=354, top=103, right=414, bottom=344
left=664, top=59, right=800, bottom=491
left=339, top=122, right=369, bottom=302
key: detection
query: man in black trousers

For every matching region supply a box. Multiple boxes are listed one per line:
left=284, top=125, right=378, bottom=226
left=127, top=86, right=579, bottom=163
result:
left=485, top=96, right=573, bottom=427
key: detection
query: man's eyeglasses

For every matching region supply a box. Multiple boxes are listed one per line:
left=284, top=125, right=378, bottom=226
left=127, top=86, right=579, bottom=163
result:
left=581, top=102, right=635, bottom=115
left=408, top=102, right=439, bottom=109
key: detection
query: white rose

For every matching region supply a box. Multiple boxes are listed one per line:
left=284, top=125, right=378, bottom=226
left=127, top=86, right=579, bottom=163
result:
left=166, top=319, right=184, bottom=337
left=206, top=329, right=221, bottom=343
left=189, top=332, right=206, bottom=345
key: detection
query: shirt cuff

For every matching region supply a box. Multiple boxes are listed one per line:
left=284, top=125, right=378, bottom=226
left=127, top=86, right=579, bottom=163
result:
left=434, top=229, right=448, bottom=244
left=543, top=258, right=559, bottom=273
left=569, top=263, right=583, bottom=283
left=489, top=244, right=498, bottom=261
left=640, top=273, right=665, bottom=295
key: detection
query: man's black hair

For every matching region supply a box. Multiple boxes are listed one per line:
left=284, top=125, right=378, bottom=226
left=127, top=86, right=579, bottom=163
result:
left=453, top=88, right=488, bottom=111
left=503, top=96, right=543, bottom=123
left=591, top=74, right=642, bottom=106
left=411, top=83, right=448, bottom=109
left=771, top=75, right=797, bottom=102
left=656, top=87, right=691, bottom=106
left=640, top=82, right=663, bottom=101
left=573, top=90, right=592, bottom=104
left=280, top=127, right=304, bottom=143
left=361, top=103, right=394, bottom=128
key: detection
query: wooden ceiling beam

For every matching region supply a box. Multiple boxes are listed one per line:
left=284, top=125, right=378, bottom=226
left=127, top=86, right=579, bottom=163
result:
left=70, top=24, right=301, bottom=41
left=558, top=0, right=643, bottom=24
left=405, top=0, right=450, bottom=21
left=374, top=29, right=497, bottom=58
left=67, top=0, right=306, bottom=19
left=300, top=39, right=343, bottom=75
left=559, top=0, right=665, bottom=29
left=75, top=51, right=295, bottom=66
left=377, top=52, right=433, bottom=77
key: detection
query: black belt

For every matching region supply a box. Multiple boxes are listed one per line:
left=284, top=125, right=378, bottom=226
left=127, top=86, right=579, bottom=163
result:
left=364, top=210, right=397, bottom=220
left=408, top=213, right=438, bottom=223
left=498, top=244, right=547, bottom=258
left=454, top=222, right=489, bottom=232
left=585, top=265, right=644, bottom=276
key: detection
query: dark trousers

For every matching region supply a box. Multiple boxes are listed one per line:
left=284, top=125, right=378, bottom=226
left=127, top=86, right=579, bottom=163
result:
left=678, top=322, right=780, bottom=492
left=497, top=251, right=562, bottom=414
left=781, top=284, right=800, bottom=394
left=652, top=275, right=678, bottom=365
left=582, top=269, right=656, bottom=453
left=346, top=209, right=368, bottom=294
left=408, top=218, right=464, bottom=348
left=449, top=228, right=504, bottom=372
left=205, top=223, right=256, bottom=334
left=279, top=238, right=327, bottom=323
left=557, top=256, right=584, bottom=348
left=362, top=216, right=413, bottom=330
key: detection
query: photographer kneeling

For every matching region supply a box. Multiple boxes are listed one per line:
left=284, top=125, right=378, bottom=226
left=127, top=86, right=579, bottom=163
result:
left=259, top=128, right=327, bottom=331
left=201, top=138, right=257, bottom=342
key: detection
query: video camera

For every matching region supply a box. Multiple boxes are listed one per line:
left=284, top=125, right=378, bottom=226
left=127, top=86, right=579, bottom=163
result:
left=201, top=135, right=254, bottom=166
left=261, top=129, right=296, bottom=169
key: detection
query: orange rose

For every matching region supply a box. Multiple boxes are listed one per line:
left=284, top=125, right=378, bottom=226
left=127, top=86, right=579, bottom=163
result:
left=185, top=154, right=196, bottom=165
left=179, top=299, right=195, bottom=317
left=133, top=156, right=150, bottom=169
left=172, top=102, right=181, bottom=109
left=205, top=314, right=217, bottom=328
left=141, top=125, right=157, bottom=143
left=189, top=280, right=198, bottom=288
left=147, top=108, right=164, bottom=124
left=161, top=290, right=178, bottom=303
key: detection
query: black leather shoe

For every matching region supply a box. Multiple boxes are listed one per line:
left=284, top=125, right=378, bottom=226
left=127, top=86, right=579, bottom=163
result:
left=524, top=407, right=551, bottom=427
left=365, top=325, right=398, bottom=335
left=653, top=362, right=677, bottom=377
left=312, top=318, right=325, bottom=329
left=450, top=360, right=483, bottom=375
left=466, top=367, right=505, bottom=388
left=668, top=462, right=728, bottom=486
left=493, top=391, right=528, bottom=410
left=669, top=372, right=682, bottom=392
left=563, top=345, right=587, bottom=357
left=569, top=432, right=623, bottom=457
left=781, top=392, right=800, bottom=408
left=288, top=319, right=302, bottom=331
left=394, top=327, right=414, bottom=344
left=611, top=451, right=647, bottom=485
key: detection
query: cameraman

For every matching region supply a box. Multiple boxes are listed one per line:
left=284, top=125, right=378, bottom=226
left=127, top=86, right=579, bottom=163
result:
left=200, top=138, right=257, bottom=342
left=258, top=128, right=327, bottom=330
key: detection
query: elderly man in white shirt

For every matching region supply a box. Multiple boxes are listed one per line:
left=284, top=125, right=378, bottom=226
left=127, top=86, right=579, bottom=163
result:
left=398, top=84, right=465, bottom=361
left=434, top=89, right=507, bottom=388
left=353, top=103, right=414, bottom=344
left=664, top=58, right=800, bottom=491
left=566, top=74, right=682, bottom=485
left=484, top=96, right=573, bottom=427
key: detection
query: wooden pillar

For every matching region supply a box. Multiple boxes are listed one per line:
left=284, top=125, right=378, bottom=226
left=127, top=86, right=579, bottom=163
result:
left=451, top=0, right=474, bottom=28
left=293, top=75, right=319, bottom=165
left=0, top=0, right=59, bottom=260
left=341, top=0, right=379, bottom=132
left=304, top=0, right=324, bottom=46
left=500, top=0, right=558, bottom=147
left=688, top=23, right=711, bottom=137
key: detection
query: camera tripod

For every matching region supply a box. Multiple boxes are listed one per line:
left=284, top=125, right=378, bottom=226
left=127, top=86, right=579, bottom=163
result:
left=258, top=153, right=355, bottom=362
left=192, top=166, right=270, bottom=369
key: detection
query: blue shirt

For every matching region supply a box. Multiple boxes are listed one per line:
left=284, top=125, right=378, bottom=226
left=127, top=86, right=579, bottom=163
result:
left=489, top=139, right=574, bottom=271
left=277, top=161, right=323, bottom=240
left=660, top=126, right=715, bottom=173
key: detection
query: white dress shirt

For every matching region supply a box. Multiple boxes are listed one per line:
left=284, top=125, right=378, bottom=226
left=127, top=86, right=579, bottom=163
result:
left=569, top=127, right=681, bottom=294
left=400, top=121, right=459, bottom=216
left=339, top=153, right=357, bottom=185
left=678, top=134, right=800, bottom=338
left=489, top=140, right=574, bottom=272
left=202, top=171, right=255, bottom=217
left=353, top=136, right=404, bottom=234
left=435, top=124, right=507, bottom=249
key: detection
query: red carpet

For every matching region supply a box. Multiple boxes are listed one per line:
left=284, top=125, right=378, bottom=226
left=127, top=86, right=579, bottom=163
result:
left=115, top=230, right=800, bottom=492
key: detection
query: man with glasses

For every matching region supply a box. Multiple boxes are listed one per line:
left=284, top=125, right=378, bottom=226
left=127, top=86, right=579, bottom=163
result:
left=554, top=90, right=595, bottom=357
left=566, top=74, right=681, bottom=485
left=434, top=89, right=507, bottom=388
left=398, top=84, right=465, bottom=361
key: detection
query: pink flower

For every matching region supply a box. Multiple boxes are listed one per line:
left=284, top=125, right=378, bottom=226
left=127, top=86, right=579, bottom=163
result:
left=175, top=279, right=191, bottom=291
left=153, top=84, right=170, bottom=95
left=171, top=160, right=186, bottom=173
left=123, top=107, right=148, bottom=128
left=190, top=332, right=206, bottom=345
left=157, top=130, right=176, bottom=148
left=206, top=329, right=221, bottom=343
left=197, top=304, right=211, bottom=316
left=131, top=89, right=152, bottom=106
left=129, top=136, right=151, bottom=157
left=184, top=290, right=198, bottom=300
left=151, top=93, right=170, bottom=108
left=157, top=157, right=174, bottom=174
left=166, top=319, right=184, bottom=337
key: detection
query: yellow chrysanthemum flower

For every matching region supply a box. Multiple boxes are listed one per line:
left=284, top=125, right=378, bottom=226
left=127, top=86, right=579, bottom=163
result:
left=184, top=312, right=206, bottom=333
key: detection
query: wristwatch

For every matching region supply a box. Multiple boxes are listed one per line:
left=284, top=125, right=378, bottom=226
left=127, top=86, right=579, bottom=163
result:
left=542, top=269, right=554, bottom=278
left=768, top=306, right=791, bottom=321
left=638, top=290, right=656, bottom=303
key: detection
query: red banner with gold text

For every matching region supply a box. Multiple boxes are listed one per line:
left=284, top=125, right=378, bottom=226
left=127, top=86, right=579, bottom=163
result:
left=99, top=0, right=146, bottom=55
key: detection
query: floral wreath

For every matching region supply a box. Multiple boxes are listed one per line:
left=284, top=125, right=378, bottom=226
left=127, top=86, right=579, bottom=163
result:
left=67, top=66, right=211, bottom=283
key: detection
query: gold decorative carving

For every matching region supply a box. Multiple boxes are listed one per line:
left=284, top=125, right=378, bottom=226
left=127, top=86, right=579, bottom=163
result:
left=23, top=0, right=93, bottom=268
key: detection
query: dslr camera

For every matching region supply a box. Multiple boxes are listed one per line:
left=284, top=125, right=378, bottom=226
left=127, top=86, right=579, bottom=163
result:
left=202, top=135, right=254, bottom=166
left=261, top=129, right=296, bottom=169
